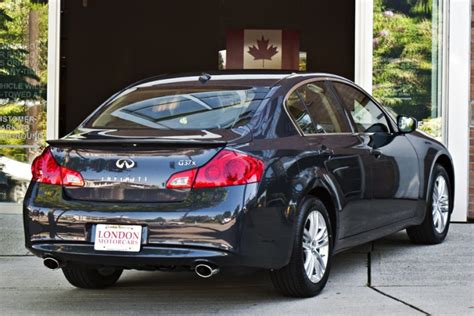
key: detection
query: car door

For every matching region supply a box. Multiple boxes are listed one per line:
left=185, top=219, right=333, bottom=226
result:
left=330, top=81, right=420, bottom=231
left=285, top=80, right=375, bottom=238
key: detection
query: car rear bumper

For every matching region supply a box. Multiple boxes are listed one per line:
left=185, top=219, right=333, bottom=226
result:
left=29, top=243, right=238, bottom=268
left=23, top=182, right=296, bottom=269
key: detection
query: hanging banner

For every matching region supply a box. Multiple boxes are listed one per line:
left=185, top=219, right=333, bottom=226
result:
left=226, top=29, right=299, bottom=70
left=244, top=29, right=282, bottom=69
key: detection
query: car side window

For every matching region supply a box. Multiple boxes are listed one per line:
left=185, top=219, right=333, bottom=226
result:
left=296, top=82, right=349, bottom=133
left=286, top=91, right=317, bottom=134
left=332, top=82, right=390, bottom=133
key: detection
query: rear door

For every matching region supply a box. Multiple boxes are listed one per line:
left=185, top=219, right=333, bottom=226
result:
left=330, top=81, right=420, bottom=229
left=285, top=80, right=374, bottom=238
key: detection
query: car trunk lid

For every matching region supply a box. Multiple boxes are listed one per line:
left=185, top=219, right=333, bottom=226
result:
left=48, top=128, right=250, bottom=203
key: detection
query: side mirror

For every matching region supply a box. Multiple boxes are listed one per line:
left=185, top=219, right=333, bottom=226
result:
left=397, top=115, right=417, bottom=133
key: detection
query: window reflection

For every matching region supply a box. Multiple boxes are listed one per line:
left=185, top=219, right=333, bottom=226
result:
left=89, top=87, right=270, bottom=130
left=0, top=0, right=49, bottom=203
left=373, top=0, right=445, bottom=141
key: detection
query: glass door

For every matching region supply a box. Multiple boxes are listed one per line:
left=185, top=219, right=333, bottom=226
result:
left=0, top=0, right=48, bottom=204
left=373, top=0, right=447, bottom=142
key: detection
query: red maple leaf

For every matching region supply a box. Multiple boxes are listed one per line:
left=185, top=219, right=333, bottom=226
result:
left=247, top=36, right=279, bottom=67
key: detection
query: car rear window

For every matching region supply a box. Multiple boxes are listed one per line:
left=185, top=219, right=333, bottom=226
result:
left=86, top=86, right=271, bottom=130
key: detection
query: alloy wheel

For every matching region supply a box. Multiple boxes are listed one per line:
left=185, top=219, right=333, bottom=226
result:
left=302, top=210, right=329, bottom=283
left=432, top=175, right=449, bottom=234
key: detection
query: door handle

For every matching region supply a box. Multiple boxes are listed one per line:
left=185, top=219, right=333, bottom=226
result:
left=318, top=145, right=334, bottom=155
left=371, top=150, right=382, bottom=159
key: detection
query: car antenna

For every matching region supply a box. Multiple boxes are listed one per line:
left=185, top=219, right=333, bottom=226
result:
left=199, top=73, right=211, bottom=83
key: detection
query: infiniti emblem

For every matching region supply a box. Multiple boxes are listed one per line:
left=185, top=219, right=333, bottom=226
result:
left=115, top=158, right=135, bottom=169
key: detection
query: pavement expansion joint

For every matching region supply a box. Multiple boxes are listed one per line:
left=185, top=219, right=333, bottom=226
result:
left=366, top=241, right=431, bottom=316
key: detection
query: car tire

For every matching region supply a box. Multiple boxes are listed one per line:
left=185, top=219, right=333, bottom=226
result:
left=407, top=164, right=452, bottom=244
left=270, top=196, right=333, bottom=297
left=62, top=264, right=123, bottom=289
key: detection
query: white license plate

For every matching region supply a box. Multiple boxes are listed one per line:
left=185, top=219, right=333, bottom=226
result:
left=94, top=224, right=142, bottom=252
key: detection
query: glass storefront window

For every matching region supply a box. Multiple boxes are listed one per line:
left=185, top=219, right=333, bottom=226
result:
left=373, top=0, right=446, bottom=141
left=0, top=0, right=48, bottom=203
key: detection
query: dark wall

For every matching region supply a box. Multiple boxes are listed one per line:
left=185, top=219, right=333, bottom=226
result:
left=59, top=0, right=355, bottom=135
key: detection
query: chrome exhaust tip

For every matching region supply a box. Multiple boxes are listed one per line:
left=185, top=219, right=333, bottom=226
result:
left=43, top=257, right=61, bottom=270
left=194, top=263, right=219, bottom=278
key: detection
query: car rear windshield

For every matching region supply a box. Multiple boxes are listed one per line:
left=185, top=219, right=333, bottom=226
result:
left=85, top=86, right=271, bottom=130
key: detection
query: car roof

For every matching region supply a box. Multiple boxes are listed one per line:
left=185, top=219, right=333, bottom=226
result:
left=129, top=72, right=352, bottom=89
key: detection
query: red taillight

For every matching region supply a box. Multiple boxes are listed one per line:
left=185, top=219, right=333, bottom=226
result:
left=31, top=148, right=84, bottom=187
left=194, top=150, right=264, bottom=188
left=166, top=168, right=197, bottom=189
left=60, top=167, right=85, bottom=187
left=31, top=148, right=61, bottom=185
left=166, top=150, right=264, bottom=189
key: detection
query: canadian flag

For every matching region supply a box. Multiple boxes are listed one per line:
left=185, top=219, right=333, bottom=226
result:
left=226, top=29, right=299, bottom=70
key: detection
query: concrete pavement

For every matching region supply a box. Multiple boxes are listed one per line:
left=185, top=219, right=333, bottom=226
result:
left=1, top=209, right=472, bottom=315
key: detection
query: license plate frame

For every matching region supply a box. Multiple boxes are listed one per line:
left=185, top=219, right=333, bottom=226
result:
left=94, top=224, right=142, bottom=252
